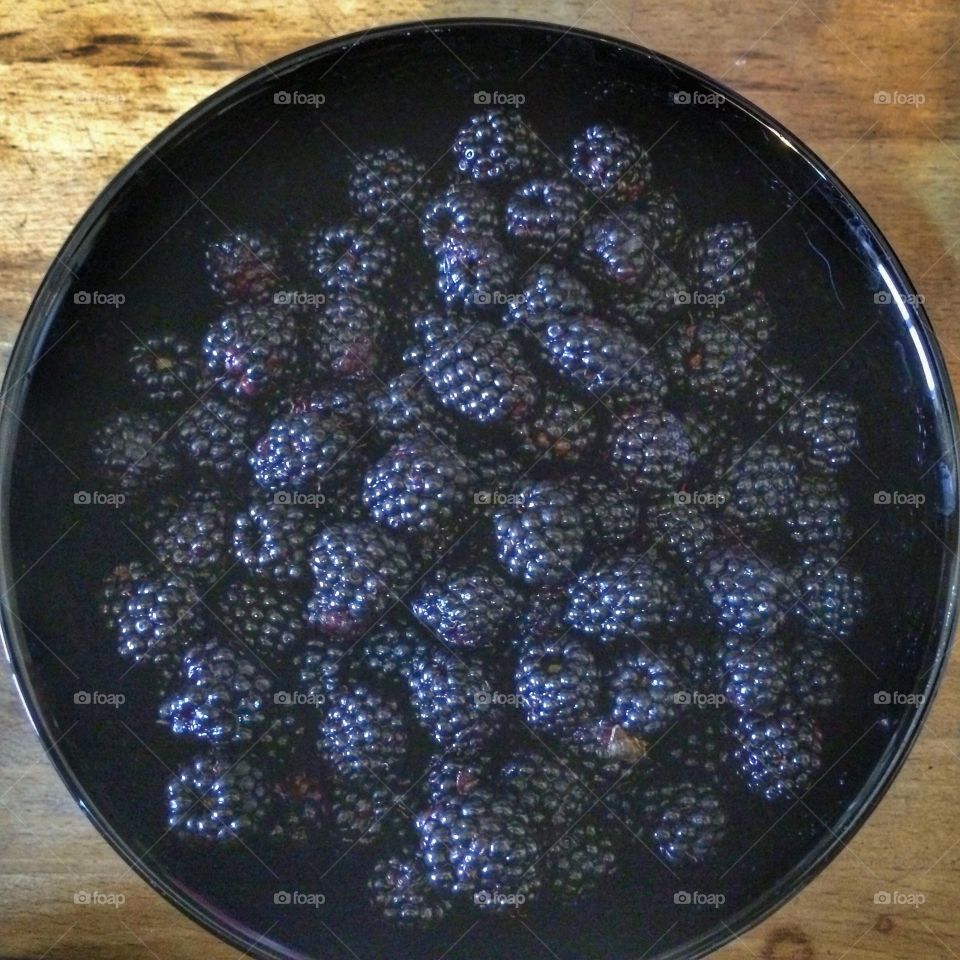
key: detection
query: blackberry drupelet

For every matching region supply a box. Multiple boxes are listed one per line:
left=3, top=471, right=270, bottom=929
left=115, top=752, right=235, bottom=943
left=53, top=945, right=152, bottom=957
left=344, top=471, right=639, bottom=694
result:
left=609, top=405, right=695, bottom=494
left=311, top=291, right=385, bottom=381
left=369, top=852, right=452, bottom=926
left=92, top=411, right=177, bottom=495
left=641, top=190, right=686, bottom=251
left=285, top=385, right=369, bottom=432
left=296, top=635, right=350, bottom=700
left=425, top=755, right=487, bottom=806
left=129, top=333, right=200, bottom=406
left=642, top=780, right=727, bottom=864
left=792, top=554, right=864, bottom=640
left=779, top=388, right=860, bottom=473
left=699, top=546, right=790, bottom=637
left=176, top=391, right=260, bottom=479
left=747, top=362, right=807, bottom=424
left=304, top=221, right=394, bottom=295
left=515, top=635, right=600, bottom=734
left=659, top=714, right=730, bottom=779
left=421, top=181, right=500, bottom=251
left=205, top=230, right=281, bottom=303
left=435, top=234, right=516, bottom=313
left=465, top=442, right=525, bottom=500
left=216, top=581, right=304, bottom=664
left=784, top=476, right=852, bottom=550
left=101, top=561, right=151, bottom=634
left=568, top=123, right=650, bottom=202
left=580, top=209, right=655, bottom=285
left=115, top=569, right=203, bottom=664
left=233, top=499, right=319, bottom=582
left=646, top=495, right=719, bottom=568
left=368, top=368, right=458, bottom=447
left=332, top=775, right=404, bottom=847
left=721, top=638, right=790, bottom=714
left=355, top=619, right=432, bottom=686
left=349, top=147, right=429, bottom=226
left=719, top=442, right=801, bottom=529
left=546, top=822, right=617, bottom=899
left=504, top=262, right=592, bottom=333
left=661, top=316, right=757, bottom=402
left=515, top=389, right=598, bottom=462
left=722, top=295, right=776, bottom=347
left=500, top=751, right=594, bottom=833
left=151, top=493, right=231, bottom=586
left=581, top=478, right=641, bottom=546
left=452, top=107, right=538, bottom=184
left=608, top=650, right=683, bottom=737
left=790, top=633, right=843, bottom=709
left=685, top=221, right=756, bottom=302
left=505, top=177, right=585, bottom=256
left=609, top=261, right=684, bottom=332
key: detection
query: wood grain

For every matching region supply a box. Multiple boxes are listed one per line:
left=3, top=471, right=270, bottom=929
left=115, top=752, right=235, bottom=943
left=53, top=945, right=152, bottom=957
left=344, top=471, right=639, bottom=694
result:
left=2, top=2, right=960, bottom=958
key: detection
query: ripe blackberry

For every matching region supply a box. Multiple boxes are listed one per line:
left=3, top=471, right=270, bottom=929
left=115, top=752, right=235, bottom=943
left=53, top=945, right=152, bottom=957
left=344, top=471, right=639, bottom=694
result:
left=721, top=638, right=790, bottom=714
left=509, top=590, right=568, bottom=651
left=565, top=554, right=670, bottom=642
left=569, top=123, right=651, bottom=202
left=332, top=775, right=404, bottom=847
left=505, top=177, right=584, bottom=256
left=747, top=362, right=807, bottom=424
left=658, top=714, right=730, bottom=779
left=547, top=822, right=617, bottom=899
left=734, top=701, right=823, bottom=801
left=304, top=221, right=394, bottom=295
left=452, top=107, right=538, bottom=184
left=721, top=294, right=776, bottom=346
left=580, top=477, right=641, bottom=546
left=369, top=852, right=452, bottom=926
left=719, top=442, right=801, bottom=529
left=296, top=635, right=350, bottom=700
left=407, top=647, right=503, bottom=753
left=251, top=410, right=359, bottom=493
left=569, top=719, right=650, bottom=785
left=167, top=751, right=272, bottom=843
left=425, top=755, right=487, bottom=806
left=159, top=640, right=274, bottom=744
left=412, top=567, right=520, bottom=648
left=421, top=182, right=500, bottom=251
left=790, top=633, right=843, bottom=709
left=515, top=389, right=597, bottom=462
left=203, top=304, right=299, bottom=398
left=92, top=411, right=177, bottom=495
left=319, top=684, right=409, bottom=781
left=515, top=635, right=600, bottom=734
left=355, top=620, right=432, bottom=686
left=216, top=581, right=304, bottom=664
left=580, top=209, right=655, bottom=285
left=285, top=385, right=369, bottom=431
left=493, top=480, right=587, bottom=585
left=129, top=333, right=200, bottom=406
left=233, top=499, right=319, bottom=582
left=685, top=221, right=756, bottom=301
left=608, top=650, right=683, bottom=737
left=661, top=316, right=757, bottom=402
left=115, top=569, right=203, bottom=664
left=642, top=781, right=727, bottom=864
left=609, top=261, right=684, bottom=332
left=311, top=291, right=385, bottom=381
left=779, top=389, right=860, bottom=473
left=307, top=522, right=414, bottom=635
left=646, top=495, right=719, bottom=568
left=151, top=493, right=231, bottom=586
left=641, top=190, right=686, bottom=251
left=465, top=442, right=525, bottom=500
left=368, top=368, right=458, bottom=446
left=500, top=751, right=594, bottom=832
left=700, top=546, right=790, bottom=638
left=435, top=235, right=516, bottom=313
left=610, top=405, right=695, bottom=494
left=176, top=391, right=259, bottom=479
left=349, top=147, right=429, bottom=226
left=784, top=477, right=852, bottom=550
left=270, top=767, right=331, bottom=842
left=363, top=438, right=472, bottom=538
left=792, top=555, right=864, bottom=641
left=504, top=262, right=592, bottom=333
left=101, top=561, right=151, bottom=634
left=205, top=230, right=281, bottom=303
left=423, top=320, right=538, bottom=424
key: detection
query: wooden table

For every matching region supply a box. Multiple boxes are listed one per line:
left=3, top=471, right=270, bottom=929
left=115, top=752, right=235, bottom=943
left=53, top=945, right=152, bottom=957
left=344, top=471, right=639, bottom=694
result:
left=2, top=2, right=959, bottom=957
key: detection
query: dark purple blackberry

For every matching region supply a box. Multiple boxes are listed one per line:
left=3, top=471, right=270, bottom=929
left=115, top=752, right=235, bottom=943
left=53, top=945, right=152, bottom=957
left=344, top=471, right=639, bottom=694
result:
left=151, top=493, right=231, bottom=586
left=425, top=755, right=487, bottom=806
left=368, top=368, right=458, bottom=446
left=700, top=546, right=790, bottom=638
left=721, top=638, right=790, bottom=714
left=216, top=581, right=304, bottom=664
left=609, top=261, right=684, bottom=332
left=509, top=590, right=568, bottom=651
left=423, top=320, right=538, bottom=425
left=205, top=230, right=281, bottom=303
left=505, top=177, right=584, bottom=256
left=129, top=333, right=200, bottom=406
left=202, top=303, right=299, bottom=398
left=250, top=410, right=360, bottom=493
left=792, top=555, right=864, bottom=641
left=296, top=635, right=350, bottom=700
left=678, top=410, right=721, bottom=466
left=349, top=147, right=429, bottom=226
left=176, top=391, right=259, bottom=479
left=369, top=852, right=452, bottom=926
left=159, top=640, right=274, bottom=744
left=435, top=235, right=516, bottom=313
left=285, top=385, right=369, bottom=432
left=270, top=767, right=331, bottom=842
left=407, top=647, right=503, bottom=753
left=547, top=823, right=616, bottom=899
left=363, top=438, right=472, bottom=538
left=565, top=554, right=670, bottom=642
left=504, top=263, right=592, bottom=333
left=304, top=222, right=394, bottom=295
left=779, top=389, right=860, bottom=473
left=310, top=291, right=385, bottom=381
left=515, top=635, right=600, bottom=733
left=661, top=316, right=757, bottom=402
left=569, top=719, right=650, bottom=785
left=319, top=684, right=409, bottom=781
left=500, top=751, right=594, bottom=833
left=642, top=781, right=727, bottom=864
left=747, top=362, right=807, bottom=424
left=167, top=751, right=272, bottom=843
left=658, top=714, right=731, bottom=779
left=115, top=569, right=203, bottom=664
left=721, top=294, right=776, bottom=346
left=515, top=388, right=597, bottom=462
left=452, top=107, right=538, bottom=184
left=719, top=442, right=801, bottom=529
left=685, top=221, right=756, bottom=301
left=307, top=522, right=414, bottom=636
left=734, top=701, right=823, bottom=801
left=608, top=650, right=682, bottom=736
left=332, top=775, right=404, bottom=847
left=412, top=567, right=520, bottom=648
left=493, top=480, right=587, bottom=585
left=568, top=123, right=650, bottom=202
left=784, top=477, right=852, bottom=550
left=355, top=620, right=432, bottom=686
left=101, top=561, right=151, bottom=634
left=646, top=495, right=719, bottom=568
left=580, top=478, right=641, bottom=546
left=92, top=411, right=177, bottom=495
left=233, top=500, right=319, bottom=582
left=465, top=443, right=525, bottom=500
left=421, top=182, right=500, bottom=251
left=641, top=190, right=686, bottom=251
left=580, top=209, right=655, bottom=285
left=610, top=405, right=695, bottom=494
left=790, top=633, right=843, bottom=709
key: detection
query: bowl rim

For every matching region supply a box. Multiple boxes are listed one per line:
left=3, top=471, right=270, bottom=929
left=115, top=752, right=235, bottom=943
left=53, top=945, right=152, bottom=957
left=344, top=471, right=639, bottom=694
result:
left=1, top=16, right=957, bottom=960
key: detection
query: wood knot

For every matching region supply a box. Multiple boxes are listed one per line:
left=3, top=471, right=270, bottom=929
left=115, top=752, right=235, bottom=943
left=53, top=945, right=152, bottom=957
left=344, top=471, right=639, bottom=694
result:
left=761, top=924, right=814, bottom=960
left=875, top=914, right=895, bottom=934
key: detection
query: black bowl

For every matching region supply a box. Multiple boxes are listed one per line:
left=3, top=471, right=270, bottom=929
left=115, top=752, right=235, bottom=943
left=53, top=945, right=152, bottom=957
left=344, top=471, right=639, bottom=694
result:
left=2, top=17, right=957, bottom=960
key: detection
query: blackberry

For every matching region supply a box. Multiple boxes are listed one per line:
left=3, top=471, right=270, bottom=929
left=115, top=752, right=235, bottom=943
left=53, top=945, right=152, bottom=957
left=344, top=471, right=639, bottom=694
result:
left=719, top=442, right=801, bottom=529
left=515, top=635, right=600, bottom=733
left=505, top=177, right=584, bottom=256
left=700, top=546, right=790, bottom=638
left=363, top=438, right=472, bottom=538
left=734, top=701, right=823, bottom=801
left=101, top=561, right=151, bottom=634
left=580, top=478, right=640, bottom=546
left=493, top=480, right=587, bottom=585
left=792, top=555, right=864, bottom=641
left=304, top=222, right=394, bottom=295
left=747, top=362, right=807, bottom=424
left=151, top=493, right=231, bottom=586
left=115, top=569, right=203, bottom=664
left=159, top=640, right=274, bottom=744
left=779, top=389, right=860, bottom=473
left=784, top=476, right=852, bottom=550
left=609, top=261, right=684, bottom=332
left=547, top=822, right=617, bottom=899
left=92, top=411, right=177, bottom=495
left=610, top=405, right=695, bottom=494
left=319, top=684, right=409, bottom=781
left=176, top=391, right=259, bottom=479
left=355, top=620, right=432, bottom=686
left=685, top=221, right=756, bottom=301
left=311, top=291, right=385, bottom=381
left=435, top=235, right=516, bottom=313
left=129, top=333, right=200, bottom=406
left=250, top=410, right=360, bottom=493
left=216, top=581, right=304, bottom=664
left=515, top=388, right=598, bottom=462
left=332, top=775, right=404, bottom=847
left=285, top=385, right=369, bottom=432
left=205, top=230, right=281, bottom=303
left=368, top=368, right=458, bottom=446
left=504, top=262, right=592, bottom=333
left=721, top=638, right=790, bottom=714
left=407, top=647, right=503, bottom=753
left=233, top=499, right=319, bottom=582
left=646, top=495, right=719, bottom=568
left=167, top=751, right=272, bottom=843
left=580, top=209, right=655, bottom=285
left=790, top=633, right=843, bottom=709
left=412, top=567, right=520, bottom=648
left=203, top=303, right=299, bottom=398
left=270, top=767, right=331, bottom=842
left=642, top=781, right=727, bottom=864
left=452, top=107, right=538, bottom=184
left=425, top=755, right=487, bottom=806
left=296, top=635, right=350, bottom=700
left=307, top=522, right=414, bottom=635
left=421, top=182, right=500, bottom=251
left=569, top=719, right=650, bottom=784
left=641, top=190, right=686, bottom=251
left=500, top=751, right=594, bottom=832
left=349, top=147, right=429, bottom=226
left=568, top=123, right=651, bottom=202
left=661, top=316, right=757, bottom=402
left=608, top=650, right=683, bottom=737
left=369, top=852, right=452, bottom=926
left=510, top=590, right=568, bottom=650
left=465, top=443, right=525, bottom=499
left=565, top=554, right=670, bottom=642
left=423, top=320, right=538, bottom=424
left=721, top=295, right=776, bottom=346
left=658, top=714, right=730, bottom=779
